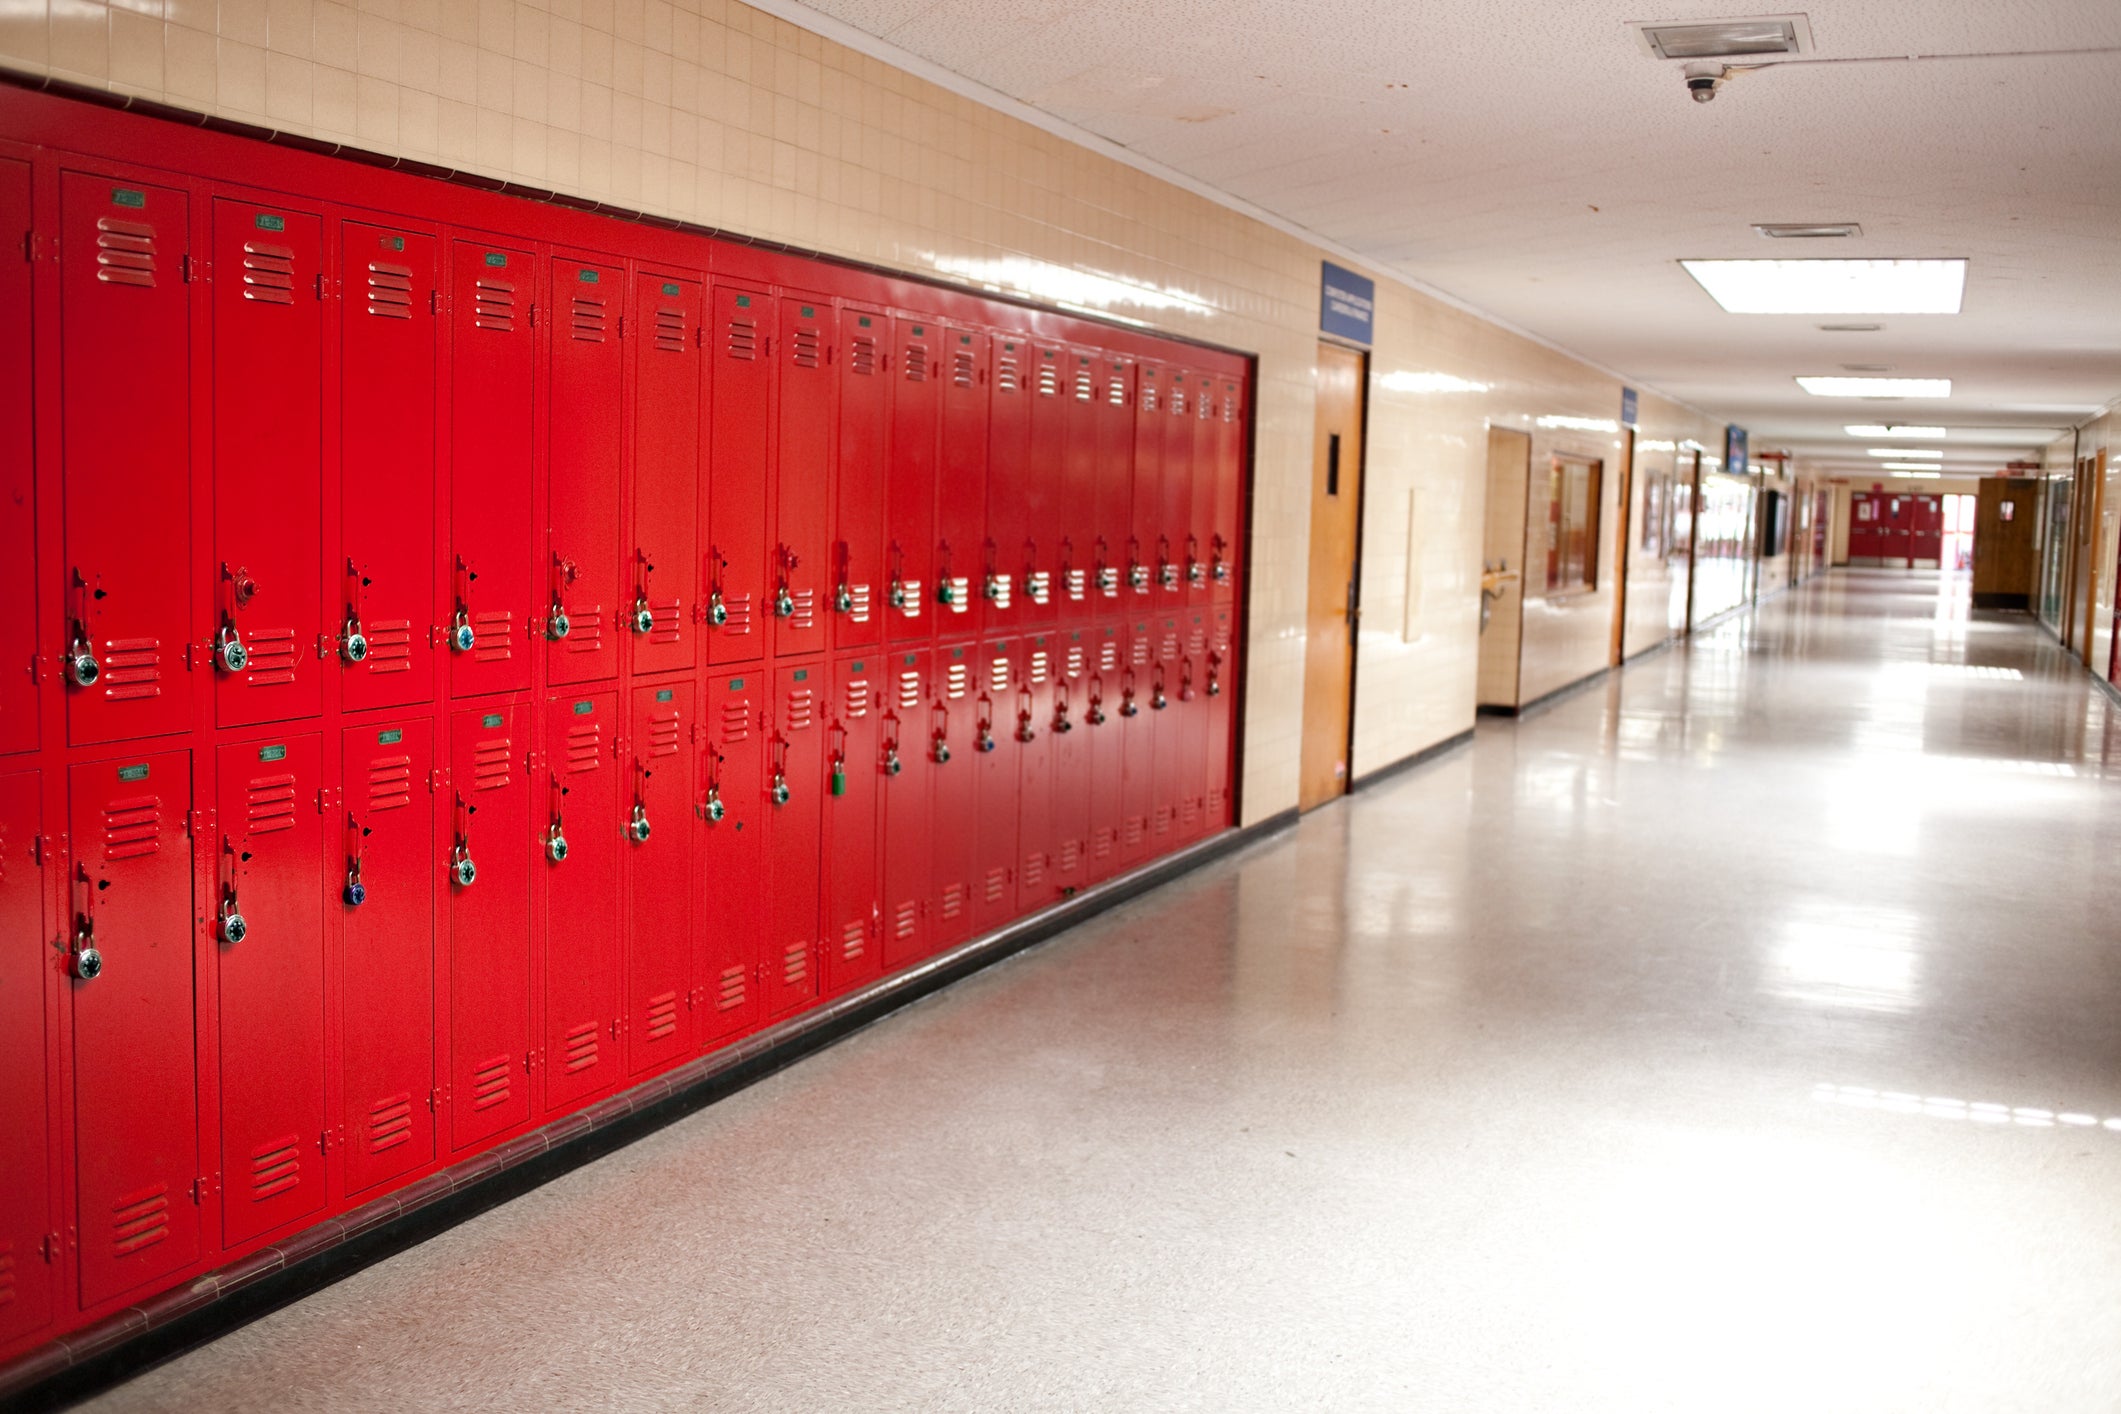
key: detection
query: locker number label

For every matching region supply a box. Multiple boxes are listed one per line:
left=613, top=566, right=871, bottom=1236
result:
left=482, top=713, right=504, bottom=728
left=485, top=252, right=508, bottom=267
left=656, top=689, right=674, bottom=702
left=112, top=187, right=145, bottom=208
left=259, top=744, right=288, bottom=762
left=378, top=728, right=404, bottom=744
left=118, top=762, right=149, bottom=781
left=574, top=700, right=594, bottom=715
left=728, top=679, right=746, bottom=690
left=663, top=282, right=680, bottom=296
left=255, top=212, right=286, bottom=232
left=793, top=670, right=808, bottom=681
left=578, top=268, right=599, bottom=283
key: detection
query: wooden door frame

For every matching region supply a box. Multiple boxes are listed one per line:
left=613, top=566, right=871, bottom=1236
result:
left=1610, top=427, right=1634, bottom=666
left=1300, top=337, right=1370, bottom=809
left=1680, top=447, right=1700, bottom=634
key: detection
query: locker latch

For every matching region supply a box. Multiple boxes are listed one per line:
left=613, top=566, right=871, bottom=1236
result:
left=974, top=697, right=997, bottom=754
left=69, top=910, right=102, bottom=982
left=1015, top=686, right=1036, bottom=744
left=451, top=794, right=478, bottom=886
left=699, top=782, right=725, bottom=823
left=1085, top=678, right=1107, bottom=727
left=343, top=810, right=368, bottom=906
left=1157, top=540, right=1180, bottom=592
left=1052, top=685, right=1074, bottom=734
left=65, top=569, right=102, bottom=688
left=545, top=775, right=570, bottom=864
left=547, top=553, right=578, bottom=640
left=769, top=738, right=791, bottom=807
left=628, top=801, right=652, bottom=843
left=216, top=564, right=254, bottom=673
left=340, top=557, right=371, bottom=664
left=1211, top=535, right=1231, bottom=585
left=1119, top=673, right=1140, bottom=719
left=929, top=703, right=951, bottom=764
left=1150, top=666, right=1169, bottom=712
left=1179, top=661, right=1197, bottom=703
left=218, top=840, right=249, bottom=943
left=1207, top=652, right=1223, bottom=698
left=773, top=548, right=798, bottom=618
left=1186, top=535, right=1207, bottom=588
left=882, top=734, right=902, bottom=776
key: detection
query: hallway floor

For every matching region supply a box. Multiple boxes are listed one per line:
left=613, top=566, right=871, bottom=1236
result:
left=86, top=571, right=2121, bottom=1412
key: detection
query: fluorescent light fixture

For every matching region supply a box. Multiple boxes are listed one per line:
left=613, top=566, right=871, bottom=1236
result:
left=1535, top=415, right=1621, bottom=433
left=1885, top=464, right=1944, bottom=473
left=1755, top=223, right=1862, bottom=239
left=1847, top=425, right=1947, bottom=438
left=1682, top=259, right=1967, bottom=314
left=1867, top=448, right=1945, bottom=458
left=1381, top=370, right=1491, bottom=395
left=1798, top=377, right=1952, bottom=398
left=1889, top=469, right=1942, bottom=479
left=1632, top=15, right=1811, bottom=59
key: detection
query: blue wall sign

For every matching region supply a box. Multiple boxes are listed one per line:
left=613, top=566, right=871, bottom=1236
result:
left=1320, top=262, right=1375, bottom=346
left=1726, top=425, right=1749, bottom=476
left=1620, top=387, right=1638, bottom=427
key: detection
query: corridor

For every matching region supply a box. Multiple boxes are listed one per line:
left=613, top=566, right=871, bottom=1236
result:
left=89, top=572, right=2121, bottom=1412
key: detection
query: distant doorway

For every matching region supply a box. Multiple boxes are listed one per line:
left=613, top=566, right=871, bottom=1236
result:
left=1299, top=342, right=1367, bottom=810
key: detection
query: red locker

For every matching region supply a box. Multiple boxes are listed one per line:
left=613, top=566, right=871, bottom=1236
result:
left=983, top=336, right=1030, bottom=637
left=1211, top=375, right=1243, bottom=604
left=339, top=718, right=437, bottom=1197
left=772, top=295, right=833, bottom=658
left=1157, top=372, right=1195, bottom=606
left=1187, top=369, right=1219, bottom=607
left=339, top=223, right=438, bottom=712
left=1128, top=364, right=1164, bottom=608
left=885, top=318, right=938, bottom=642
left=928, top=641, right=979, bottom=949
left=1205, top=606, right=1236, bottom=829
left=1014, top=632, right=1058, bottom=911
left=626, top=682, right=695, bottom=1075
left=705, top=284, right=770, bottom=664
left=0, top=162, right=36, bottom=757
left=446, top=703, right=531, bottom=1151
left=628, top=273, right=702, bottom=677
left=544, top=256, right=625, bottom=685
left=1118, top=617, right=1157, bottom=865
left=763, top=663, right=823, bottom=1017
left=831, top=307, right=888, bottom=649
left=1048, top=628, right=1091, bottom=896
left=878, top=648, right=933, bottom=970
left=1149, top=614, right=1183, bottom=849
left=1058, top=350, right=1099, bottom=620
left=68, top=750, right=199, bottom=1307
left=934, top=327, right=989, bottom=636
left=1020, top=346, right=1067, bottom=629
left=0, top=769, right=54, bottom=1344
left=697, top=670, right=764, bottom=1044
left=214, top=734, right=327, bottom=1246
left=60, top=174, right=192, bottom=747
left=541, top=691, right=620, bottom=1112
left=1090, top=355, right=1135, bottom=614
left=969, top=636, right=1020, bottom=934
left=1176, top=611, right=1211, bottom=840
left=211, top=198, right=325, bottom=728
left=821, top=654, right=881, bottom=995
left=447, top=240, right=536, bottom=697
left=1085, top=621, right=1126, bottom=882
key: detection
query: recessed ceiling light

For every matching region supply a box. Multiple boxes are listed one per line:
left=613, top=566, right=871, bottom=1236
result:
left=1841, top=363, right=1894, bottom=372
left=1798, top=376, right=1952, bottom=398
left=1632, top=15, right=1811, bottom=59
left=1867, top=448, right=1944, bottom=458
left=1755, top=223, right=1862, bottom=239
left=1682, top=259, right=1968, bottom=314
left=1889, top=469, right=1943, bottom=478
left=1847, top=425, right=1947, bottom=438
left=1819, top=324, right=1885, bottom=332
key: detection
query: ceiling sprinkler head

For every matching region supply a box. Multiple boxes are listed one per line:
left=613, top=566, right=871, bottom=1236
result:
left=1685, top=61, right=1728, bottom=102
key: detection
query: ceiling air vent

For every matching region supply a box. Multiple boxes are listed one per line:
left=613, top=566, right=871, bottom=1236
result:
left=1631, top=14, right=1812, bottom=60
left=1754, top=222, right=1860, bottom=239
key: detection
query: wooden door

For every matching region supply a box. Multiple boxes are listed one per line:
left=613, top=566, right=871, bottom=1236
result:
left=2081, top=452, right=2107, bottom=664
left=1299, top=343, right=1365, bottom=810
left=1610, top=429, right=1634, bottom=666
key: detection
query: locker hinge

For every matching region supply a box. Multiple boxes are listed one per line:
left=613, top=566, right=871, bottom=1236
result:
left=315, top=272, right=329, bottom=301
left=694, top=324, right=705, bottom=348
left=431, top=289, right=441, bottom=315
left=430, top=767, right=447, bottom=793
left=22, top=229, right=41, bottom=263
left=616, top=314, right=626, bottom=340
left=41, top=1231, right=60, bottom=1263
left=526, top=1048, right=539, bottom=1072
left=186, top=809, right=206, bottom=841
left=32, top=834, right=52, bottom=867
left=429, top=1087, right=445, bottom=1112
left=181, top=254, right=197, bottom=283
left=190, top=1174, right=215, bottom=1204
left=317, top=632, right=336, bottom=660
left=27, top=650, right=45, bottom=684
left=528, top=301, right=538, bottom=329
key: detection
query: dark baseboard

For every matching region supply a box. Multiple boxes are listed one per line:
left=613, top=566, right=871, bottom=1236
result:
left=1350, top=727, right=1474, bottom=791
left=1971, top=592, right=2030, bottom=610
left=1476, top=665, right=1610, bottom=720
left=4, top=812, right=1289, bottom=1411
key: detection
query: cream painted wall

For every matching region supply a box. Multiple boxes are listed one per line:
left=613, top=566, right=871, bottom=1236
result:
left=0, top=0, right=1728, bottom=813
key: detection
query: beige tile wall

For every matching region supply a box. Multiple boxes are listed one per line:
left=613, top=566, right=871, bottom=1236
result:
left=0, top=0, right=1728, bottom=816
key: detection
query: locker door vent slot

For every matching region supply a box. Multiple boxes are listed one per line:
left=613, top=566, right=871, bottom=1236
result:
left=472, top=737, right=513, bottom=790
left=470, top=1055, right=512, bottom=1110
left=243, top=626, right=300, bottom=685
left=791, top=324, right=822, bottom=369
left=473, top=610, right=514, bottom=661
left=1059, top=839, right=1081, bottom=873
left=248, top=1136, right=301, bottom=1200
left=565, top=723, right=603, bottom=773
left=646, top=599, right=683, bottom=642
left=893, top=901, right=917, bottom=939
left=1109, top=374, right=1128, bottom=407
left=987, top=658, right=1011, bottom=693
left=719, top=701, right=751, bottom=743
left=1224, top=391, right=1239, bottom=422
left=1092, top=828, right=1115, bottom=862
left=1022, top=853, right=1045, bottom=890
left=110, top=1184, right=171, bottom=1257
left=1065, top=646, right=1086, bottom=676
left=936, top=882, right=964, bottom=919
left=1170, top=387, right=1188, bottom=417
left=848, top=335, right=877, bottom=375
left=843, top=584, right=871, bottom=623
left=363, top=619, right=413, bottom=672
left=103, top=795, right=162, bottom=860
left=945, top=663, right=969, bottom=698
left=1073, top=368, right=1093, bottom=401
left=568, top=295, right=607, bottom=343
left=719, top=591, right=754, bottom=638
left=783, top=687, right=814, bottom=732
left=902, top=344, right=928, bottom=382
left=1027, top=650, right=1049, bottom=683
left=1123, top=817, right=1145, bottom=847
left=896, top=671, right=921, bottom=711
left=367, top=756, right=414, bottom=811
left=1141, top=385, right=1159, bottom=413
left=652, top=307, right=687, bottom=353
left=952, top=349, right=976, bottom=388
left=366, top=263, right=414, bottom=319
left=472, top=279, right=516, bottom=332
left=645, top=992, right=679, bottom=1041
left=94, top=217, right=158, bottom=287
left=787, top=588, right=816, bottom=632
left=980, top=870, right=1006, bottom=906
left=0, top=1245, right=14, bottom=1308
left=246, top=773, right=298, bottom=833
left=724, top=314, right=758, bottom=361
left=563, top=608, right=605, bottom=655
left=240, top=242, right=297, bottom=306
left=715, top=964, right=747, bottom=1012
left=842, top=682, right=868, bottom=719
left=647, top=709, right=682, bottom=756
left=1207, top=787, right=1227, bottom=816
left=366, top=1095, right=414, bottom=1153
left=780, top=940, right=807, bottom=987
left=839, top=922, right=864, bottom=962
left=101, top=637, right=164, bottom=698
left=561, top=1021, right=599, bottom=1073
left=996, top=351, right=1019, bottom=392
left=1035, top=364, right=1059, bottom=397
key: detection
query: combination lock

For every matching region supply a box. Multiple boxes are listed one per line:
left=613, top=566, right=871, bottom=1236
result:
left=450, top=612, right=477, bottom=653
left=218, top=899, right=248, bottom=945
left=889, top=580, right=908, bottom=610
left=707, top=593, right=729, bottom=627
left=834, top=583, right=854, bottom=614
left=983, top=575, right=1004, bottom=602
left=1129, top=565, right=1150, bottom=591
left=884, top=745, right=903, bottom=776
left=69, top=645, right=101, bottom=688
left=341, top=621, right=370, bottom=663
left=1159, top=564, right=1180, bottom=590
left=1053, top=707, right=1073, bottom=734
left=1213, top=561, right=1231, bottom=585
left=545, top=824, right=570, bottom=864
left=1188, top=563, right=1207, bottom=587
left=451, top=849, right=478, bottom=887
left=702, top=787, right=726, bottom=823
left=1120, top=694, right=1139, bottom=719
left=1151, top=687, right=1168, bottom=711
left=343, top=875, right=368, bottom=907
left=631, top=598, right=655, bottom=634
left=215, top=624, right=249, bottom=674
left=1207, top=672, right=1222, bottom=697
left=931, top=736, right=951, bottom=765
left=547, top=605, right=572, bottom=640
left=975, top=727, right=996, bottom=754
left=936, top=581, right=957, bottom=608
left=770, top=773, right=791, bottom=807
left=1087, top=703, right=1106, bottom=726
left=71, top=923, right=102, bottom=981
left=773, top=587, right=796, bottom=619
left=1016, top=716, right=1036, bottom=744
left=628, top=803, right=652, bottom=843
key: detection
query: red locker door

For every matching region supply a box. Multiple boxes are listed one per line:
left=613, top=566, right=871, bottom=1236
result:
left=0, top=768, right=54, bottom=1343
left=1090, top=355, right=1135, bottom=614
left=773, top=295, right=833, bottom=658
left=1085, top=621, right=1125, bottom=882
left=626, top=681, right=694, bottom=1075
left=1128, top=364, right=1164, bottom=609
left=928, top=641, right=979, bottom=949
left=214, top=734, right=327, bottom=1247
left=878, top=648, right=933, bottom=970
left=545, top=256, right=624, bottom=686
left=697, top=670, right=764, bottom=1045
left=1118, top=617, right=1157, bottom=865
left=448, top=240, right=536, bottom=697
left=1021, top=345, right=1067, bottom=629
left=1176, top=611, right=1211, bottom=840
left=1150, top=614, right=1183, bottom=850
left=934, top=327, right=989, bottom=636
left=885, top=318, right=938, bottom=641
left=822, top=653, right=881, bottom=995
left=68, top=750, right=199, bottom=1307
left=763, top=663, right=823, bottom=1017
left=1187, top=371, right=1219, bottom=607
left=1048, top=628, right=1091, bottom=896
left=340, top=223, right=438, bottom=712
left=1058, top=349, right=1099, bottom=620
left=1158, top=372, right=1195, bottom=606
left=1014, top=632, right=1057, bottom=912
left=60, top=174, right=192, bottom=747
left=984, top=336, right=1030, bottom=638
left=831, top=308, right=888, bottom=649
left=340, top=717, right=436, bottom=1197
left=705, top=284, right=770, bottom=665
left=1205, top=606, right=1236, bottom=830
left=1211, top=375, right=1243, bottom=603
left=629, top=273, right=702, bottom=677
left=969, top=636, right=1020, bottom=934
left=541, top=690, right=620, bottom=1113
left=446, top=702, right=531, bottom=1151
left=0, top=162, right=36, bottom=757
left=212, top=198, right=325, bottom=728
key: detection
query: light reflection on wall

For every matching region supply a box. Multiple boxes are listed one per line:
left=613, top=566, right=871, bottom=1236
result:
left=921, top=253, right=1216, bottom=323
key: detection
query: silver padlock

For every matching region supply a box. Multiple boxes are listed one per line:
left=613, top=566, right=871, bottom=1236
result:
left=834, top=583, right=854, bottom=614
left=69, top=645, right=101, bottom=687
left=628, top=803, right=652, bottom=843
left=975, top=727, right=996, bottom=754
left=884, top=745, right=902, bottom=776
left=341, top=621, right=370, bottom=664
left=774, top=587, right=795, bottom=618
left=548, top=604, right=572, bottom=640
left=545, top=823, right=569, bottom=864
left=71, top=922, right=103, bottom=980
left=770, top=773, right=790, bottom=807
left=216, top=624, right=249, bottom=673
left=631, top=598, right=655, bottom=634
left=888, top=580, right=908, bottom=610
left=450, top=612, right=477, bottom=653
left=702, top=787, right=726, bottom=823
left=707, top=592, right=729, bottom=627
left=936, top=580, right=957, bottom=608
left=932, top=736, right=951, bottom=765
left=452, top=850, right=478, bottom=887
left=219, top=899, right=248, bottom=945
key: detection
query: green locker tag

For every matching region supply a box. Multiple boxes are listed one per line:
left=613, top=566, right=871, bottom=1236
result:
left=793, top=669, right=808, bottom=682
left=579, top=268, right=600, bottom=283
left=800, top=305, right=815, bottom=318
left=385, top=235, right=405, bottom=251
left=118, top=763, right=149, bottom=781
left=574, top=700, right=594, bottom=715
left=255, top=212, right=286, bottom=232
left=259, top=744, right=288, bottom=762
left=656, top=688, right=674, bottom=702
left=729, top=678, right=746, bottom=691
left=378, top=728, right=404, bottom=744
left=663, top=282, right=680, bottom=296
left=912, top=325, right=924, bottom=336
left=736, top=294, right=751, bottom=307
left=483, top=713, right=504, bottom=728
left=485, top=252, right=507, bottom=267
left=852, top=661, right=864, bottom=672
left=112, top=188, right=145, bottom=209
left=859, top=316, right=873, bottom=328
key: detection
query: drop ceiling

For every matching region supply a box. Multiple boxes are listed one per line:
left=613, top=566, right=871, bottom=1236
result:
left=765, top=0, right=2121, bottom=471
